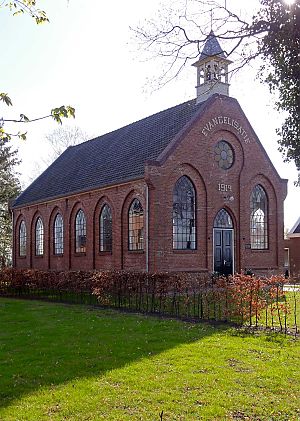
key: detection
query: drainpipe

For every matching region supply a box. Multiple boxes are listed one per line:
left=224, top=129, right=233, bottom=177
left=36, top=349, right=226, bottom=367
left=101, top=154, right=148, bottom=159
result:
left=47, top=217, right=50, bottom=270
left=146, top=183, right=149, bottom=273
left=11, top=208, right=14, bottom=268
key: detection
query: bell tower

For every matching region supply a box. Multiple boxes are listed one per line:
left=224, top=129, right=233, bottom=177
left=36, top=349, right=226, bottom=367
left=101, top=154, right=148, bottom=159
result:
left=192, top=31, right=232, bottom=104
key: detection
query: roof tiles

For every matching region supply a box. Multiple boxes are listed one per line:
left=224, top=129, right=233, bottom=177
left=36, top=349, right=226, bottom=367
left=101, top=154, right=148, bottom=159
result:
left=199, top=31, right=226, bottom=60
left=13, top=98, right=205, bottom=207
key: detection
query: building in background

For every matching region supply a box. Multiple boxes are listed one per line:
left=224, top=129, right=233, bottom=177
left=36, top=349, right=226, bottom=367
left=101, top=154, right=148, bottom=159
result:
left=12, top=33, right=287, bottom=276
left=284, top=218, right=300, bottom=280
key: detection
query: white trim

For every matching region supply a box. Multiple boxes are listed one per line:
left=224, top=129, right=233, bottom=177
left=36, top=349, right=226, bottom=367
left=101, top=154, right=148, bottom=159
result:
left=284, top=247, right=290, bottom=269
left=232, top=230, right=235, bottom=275
left=145, top=184, right=149, bottom=273
left=288, top=233, right=300, bottom=238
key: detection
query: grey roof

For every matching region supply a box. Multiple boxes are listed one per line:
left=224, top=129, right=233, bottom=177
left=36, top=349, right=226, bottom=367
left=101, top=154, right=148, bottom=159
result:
left=289, top=217, right=300, bottom=234
left=199, top=30, right=226, bottom=60
left=13, top=98, right=206, bottom=208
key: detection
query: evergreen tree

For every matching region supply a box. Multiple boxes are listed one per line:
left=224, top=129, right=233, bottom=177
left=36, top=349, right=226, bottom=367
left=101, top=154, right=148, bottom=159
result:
left=0, top=138, right=21, bottom=267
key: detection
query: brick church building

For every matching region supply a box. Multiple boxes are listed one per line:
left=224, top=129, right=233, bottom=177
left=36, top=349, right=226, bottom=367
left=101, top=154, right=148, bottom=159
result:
left=12, top=33, right=287, bottom=276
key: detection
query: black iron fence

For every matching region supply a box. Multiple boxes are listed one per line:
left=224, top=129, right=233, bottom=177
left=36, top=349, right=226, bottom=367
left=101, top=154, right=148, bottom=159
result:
left=0, top=268, right=299, bottom=335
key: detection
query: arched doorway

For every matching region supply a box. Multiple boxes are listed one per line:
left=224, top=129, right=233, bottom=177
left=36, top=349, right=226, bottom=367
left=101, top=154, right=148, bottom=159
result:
left=213, top=208, right=234, bottom=275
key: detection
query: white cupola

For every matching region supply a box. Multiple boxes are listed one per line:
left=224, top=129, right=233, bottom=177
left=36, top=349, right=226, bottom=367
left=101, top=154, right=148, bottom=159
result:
left=192, top=31, right=232, bottom=104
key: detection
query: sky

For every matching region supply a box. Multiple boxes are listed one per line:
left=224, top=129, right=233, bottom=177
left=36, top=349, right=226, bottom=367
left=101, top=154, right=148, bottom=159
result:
left=1, top=0, right=300, bottom=230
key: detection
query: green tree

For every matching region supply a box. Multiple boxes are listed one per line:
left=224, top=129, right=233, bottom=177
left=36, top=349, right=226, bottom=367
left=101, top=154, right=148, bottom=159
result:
left=257, top=0, right=300, bottom=184
left=0, top=138, right=21, bottom=267
left=133, top=0, right=300, bottom=183
left=3, top=0, right=49, bottom=24
left=0, top=98, right=75, bottom=142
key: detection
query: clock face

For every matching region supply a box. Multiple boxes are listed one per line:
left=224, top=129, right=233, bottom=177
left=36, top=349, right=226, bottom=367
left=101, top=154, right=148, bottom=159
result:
left=214, top=140, right=234, bottom=169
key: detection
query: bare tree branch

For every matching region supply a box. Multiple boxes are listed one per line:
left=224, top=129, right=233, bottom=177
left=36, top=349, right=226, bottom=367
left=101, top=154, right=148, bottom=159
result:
left=131, top=1, right=271, bottom=87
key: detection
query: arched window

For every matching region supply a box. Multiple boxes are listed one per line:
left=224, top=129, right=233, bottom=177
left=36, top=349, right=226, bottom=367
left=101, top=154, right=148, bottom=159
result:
left=128, top=199, right=144, bottom=251
left=250, top=185, right=268, bottom=249
left=54, top=213, right=64, bottom=255
left=19, top=220, right=26, bottom=257
left=35, top=217, right=44, bottom=256
left=173, top=176, right=196, bottom=250
left=214, top=208, right=233, bottom=229
left=75, top=209, right=86, bottom=253
left=100, top=204, right=112, bottom=252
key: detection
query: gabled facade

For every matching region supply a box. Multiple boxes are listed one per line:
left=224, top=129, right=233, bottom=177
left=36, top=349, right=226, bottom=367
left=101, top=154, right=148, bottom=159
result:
left=12, top=34, right=288, bottom=276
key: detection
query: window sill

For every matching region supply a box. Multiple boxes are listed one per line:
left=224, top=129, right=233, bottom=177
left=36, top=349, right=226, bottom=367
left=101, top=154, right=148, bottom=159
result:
left=18, top=256, right=26, bottom=259
left=128, top=250, right=144, bottom=254
left=98, top=251, right=113, bottom=255
left=53, top=254, right=64, bottom=257
left=74, top=252, right=86, bottom=257
left=173, top=249, right=198, bottom=254
left=34, top=255, right=44, bottom=258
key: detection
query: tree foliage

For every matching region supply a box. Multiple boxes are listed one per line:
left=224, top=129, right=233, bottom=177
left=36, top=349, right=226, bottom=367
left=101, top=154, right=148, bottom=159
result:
left=0, top=138, right=21, bottom=267
left=0, top=93, right=75, bottom=142
left=133, top=0, right=300, bottom=182
left=257, top=0, right=300, bottom=183
left=4, top=0, right=49, bottom=24
left=0, top=0, right=75, bottom=142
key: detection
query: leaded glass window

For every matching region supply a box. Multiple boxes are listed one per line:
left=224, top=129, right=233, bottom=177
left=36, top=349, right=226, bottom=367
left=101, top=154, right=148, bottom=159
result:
left=19, top=220, right=26, bottom=257
left=75, top=209, right=86, bottom=253
left=128, top=199, right=144, bottom=251
left=100, top=204, right=112, bottom=252
left=54, top=213, right=64, bottom=255
left=173, top=176, right=196, bottom=250
left=35, top=217, right=44, bottom=256
left=214, top=141, right=234, bottom=170
left=250, top=185, right=268, bottom=249
left=214, top=208, right=233, bottom=228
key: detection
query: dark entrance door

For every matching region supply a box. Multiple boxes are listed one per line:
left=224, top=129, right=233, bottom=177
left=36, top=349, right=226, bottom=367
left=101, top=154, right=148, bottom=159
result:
left=214, top=229, right=233, bottom=275
left=213, top=209, right=234, bottom=276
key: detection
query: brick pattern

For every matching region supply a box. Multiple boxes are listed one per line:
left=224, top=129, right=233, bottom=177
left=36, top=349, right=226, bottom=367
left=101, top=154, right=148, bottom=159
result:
left=13, top=97, right=287, bottom=274
left=13, top=180, right=147, bottom=272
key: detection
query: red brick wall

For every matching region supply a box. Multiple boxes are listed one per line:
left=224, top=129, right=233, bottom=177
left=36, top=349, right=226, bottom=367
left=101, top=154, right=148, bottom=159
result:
left=13, top=96, right=287, bottom=274
left=145, top=96, right=286, bottom=274
left=13, top=180, right=147, bottom=272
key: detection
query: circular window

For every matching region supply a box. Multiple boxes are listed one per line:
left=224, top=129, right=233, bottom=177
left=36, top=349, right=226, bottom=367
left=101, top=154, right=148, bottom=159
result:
left=214, top=140, right=234, bottom=169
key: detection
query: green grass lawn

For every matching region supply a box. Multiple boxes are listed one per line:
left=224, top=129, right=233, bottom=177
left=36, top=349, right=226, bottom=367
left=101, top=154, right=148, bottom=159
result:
left=0, top=298, right=300, bottom=420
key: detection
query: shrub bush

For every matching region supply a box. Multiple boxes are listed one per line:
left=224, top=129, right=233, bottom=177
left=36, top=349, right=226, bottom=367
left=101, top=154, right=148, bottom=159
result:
left=0, top=268, right=292, bottom=331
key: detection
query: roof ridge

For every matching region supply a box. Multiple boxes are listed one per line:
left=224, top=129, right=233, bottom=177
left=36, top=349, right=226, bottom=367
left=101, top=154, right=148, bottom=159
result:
left=72, top=98, right=196, bottom=149
left=12, top=97, right=202, bottom=208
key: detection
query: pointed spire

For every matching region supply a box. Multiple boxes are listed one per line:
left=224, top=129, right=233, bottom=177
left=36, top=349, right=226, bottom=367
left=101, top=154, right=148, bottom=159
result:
left=192, top=32, right=232, bottom=104
left=199, top=30, right=226, bottom=61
